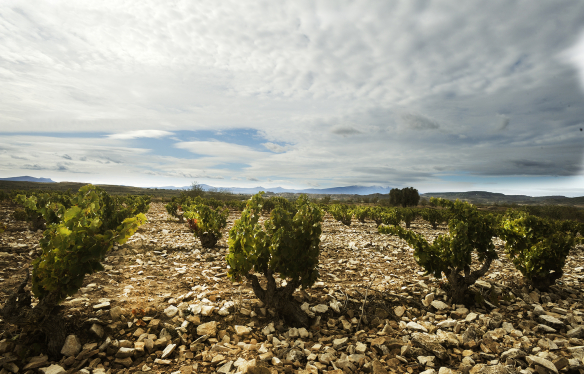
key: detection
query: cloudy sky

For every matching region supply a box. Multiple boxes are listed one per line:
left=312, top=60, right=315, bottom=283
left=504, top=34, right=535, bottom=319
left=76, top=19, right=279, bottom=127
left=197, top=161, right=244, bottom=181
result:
left=1, top=1, right=584, bottom=196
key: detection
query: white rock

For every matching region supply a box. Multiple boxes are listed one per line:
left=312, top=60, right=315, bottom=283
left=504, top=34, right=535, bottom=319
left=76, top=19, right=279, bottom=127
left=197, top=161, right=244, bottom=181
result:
left=312, top=304, right=328, bottom=313
left=465, top=312, right=478, bottom=322
left=262, top=323, right=275, bottom=336
left=197, top=321, right=218, bottom=336
left=235, top=325, right=251, bottom=336
left=526, top=355, right=558, bottom=374
left=423, top=293, right=435, bottom=307
left=39, top=364, right=66, bottom=374
left=330, top=300, right=342, bottom=313
left=418, top=356, right=435, bottom=367
left=164, top=305, right=178, bottom=318
left=437, top=319, right=457, bottom=329
left=394, top=306, right=406, bottom=317
left=201, top=305, right=215, bottom=316
left=161, top=344, right=176, bottom=359
left=431, top=300, right=449, bottom=310
left=407, top=322, right=428, bottom=332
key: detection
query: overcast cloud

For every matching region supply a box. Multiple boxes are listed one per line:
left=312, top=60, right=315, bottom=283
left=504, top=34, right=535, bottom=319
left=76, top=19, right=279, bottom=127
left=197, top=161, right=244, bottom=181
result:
left=1, top=1, right=584, bottom=196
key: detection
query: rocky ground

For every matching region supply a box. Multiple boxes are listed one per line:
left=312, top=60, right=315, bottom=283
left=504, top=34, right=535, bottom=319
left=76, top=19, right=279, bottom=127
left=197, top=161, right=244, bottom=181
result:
left=1, top=201, right=584, bottom=374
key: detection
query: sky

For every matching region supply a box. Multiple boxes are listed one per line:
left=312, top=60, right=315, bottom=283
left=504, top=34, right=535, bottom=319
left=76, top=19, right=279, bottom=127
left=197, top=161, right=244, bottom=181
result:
left=1, top=1, right=584, bottom=196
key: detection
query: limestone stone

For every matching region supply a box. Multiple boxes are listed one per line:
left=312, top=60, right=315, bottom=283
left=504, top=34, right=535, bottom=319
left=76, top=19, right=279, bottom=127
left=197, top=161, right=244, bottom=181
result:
left=114, top=356, right=133, bottom=368
left=115, top=347, right=135, bottom=358
left=538, top=315, right=564, bottom=329
left=333, top=337, right=349, bottom=349
left=312, top=304, right=328, bottom=313
left=217, top=361, right=233, bottom=374
left=412, top=333, right=448, bottom=361
left=407, top=321, right=428, bottom=332
left=418, top=356, right=436, bottom=367
left=23, top=355, right=49, bottom=370
left=39, top=365, right=66, bottom=374
left=161, top=343, right=176, bottom=359
left=164, top=305, right=178, bottom=318
left=567, top=326, right=584, bottom=339
left=201, top=305, right=215, bottom=316
left=431, top=300, right=449, bottom=311
left=526, top=355, right=558, bottom=374
left=90, top=323, right=104, bottom=338
left=423, top=293, right=435, bottom=307
left=61, top=335, right=82, bottom=357
left=298, top=327, right=309, bottom=338
left=394, top=306, right=406, bottom=317
left=197, top=321, right=218, bottom=336
left=235, top=325, right=252, bottom=336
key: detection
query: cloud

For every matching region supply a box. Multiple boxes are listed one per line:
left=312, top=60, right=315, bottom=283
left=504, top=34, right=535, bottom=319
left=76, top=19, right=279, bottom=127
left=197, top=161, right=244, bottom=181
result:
left=562, top=30, right=584, bottom=93
left=331, top=126, right=361, bottom=136
left=400, top=113, right=440, bottom=131
left=175, top=140, right=266, bottom=161
left=108, top=130, right=174, bottom=140
left=247, top=177, right=259, bottom=181
left=1, top=3, right=583, bottom=195
left=498, top=115, right=510, bottom=131
left=262, top=142, right=290, bottom=153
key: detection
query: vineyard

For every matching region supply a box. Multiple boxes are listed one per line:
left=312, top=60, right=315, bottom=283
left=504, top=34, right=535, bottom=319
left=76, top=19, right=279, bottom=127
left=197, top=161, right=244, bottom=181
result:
left=0, top=186, right=583, bottom=374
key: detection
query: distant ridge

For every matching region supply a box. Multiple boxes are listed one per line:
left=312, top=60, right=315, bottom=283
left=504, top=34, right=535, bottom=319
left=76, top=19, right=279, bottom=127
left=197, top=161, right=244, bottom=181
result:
left=0, top=176, right=55, bottom=183
left=422, top=191, right=584, bottom=205
left=150, top=184, right=392, bottom=195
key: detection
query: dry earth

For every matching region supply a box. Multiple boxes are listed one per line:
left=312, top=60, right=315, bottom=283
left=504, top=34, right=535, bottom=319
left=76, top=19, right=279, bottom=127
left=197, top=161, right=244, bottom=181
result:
left=1, top=201, right=584, bottom=374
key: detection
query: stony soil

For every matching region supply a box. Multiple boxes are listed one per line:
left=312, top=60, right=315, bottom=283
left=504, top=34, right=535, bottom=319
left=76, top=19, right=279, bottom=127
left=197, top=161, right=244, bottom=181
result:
left=1, top=201, right=584, bottom=374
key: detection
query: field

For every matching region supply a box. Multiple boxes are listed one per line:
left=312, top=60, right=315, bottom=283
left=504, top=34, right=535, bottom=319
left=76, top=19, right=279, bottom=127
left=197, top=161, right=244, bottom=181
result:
left=1, top=200, right=584, bottom=374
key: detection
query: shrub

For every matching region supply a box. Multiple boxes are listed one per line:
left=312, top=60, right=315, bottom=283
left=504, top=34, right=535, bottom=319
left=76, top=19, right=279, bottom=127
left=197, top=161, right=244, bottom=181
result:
left=499, top=212, right=577, bottom=290
left=183, top=204, right=229, bottom=248
left=368, top=207, right=386, bottom=227
left=226, top=192, right=322, bottom=327
left=329, top=204, right=353, bottom=226
left=262, top=196, right=295, bottom=214
left=1, top=185, right=146, bottom=355
left=14, top=192, right=73, bottom=231
left=400, top=208, right=417, bottom=228
left=379, top=198, right=498, bottom=304
left=420, top=208, right=447, bottom=229
left=32, top=185, right=146, bottom=301
left=382, top=208, right=402, bottom=226
left=165, top=201, right=184, bottom=222
left=353, top=206, right=370, bottom=223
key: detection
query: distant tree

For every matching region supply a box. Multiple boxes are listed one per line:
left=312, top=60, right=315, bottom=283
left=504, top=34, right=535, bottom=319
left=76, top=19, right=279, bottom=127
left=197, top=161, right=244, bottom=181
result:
left=389, top=188, right=402, bottom=207
left=186, top=181, right=205, bottom=198
left=389, top=187, right=420, bottom=207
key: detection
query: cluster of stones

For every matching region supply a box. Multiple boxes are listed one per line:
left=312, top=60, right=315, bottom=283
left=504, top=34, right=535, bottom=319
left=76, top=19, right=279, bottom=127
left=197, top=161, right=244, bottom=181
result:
left=4, top=275, right=584, bottom=374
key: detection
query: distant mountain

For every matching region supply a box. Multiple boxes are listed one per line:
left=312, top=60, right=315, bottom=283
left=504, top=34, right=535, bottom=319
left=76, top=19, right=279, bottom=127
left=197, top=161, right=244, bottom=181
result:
left=421, top=191, right=584, bottom=205
left=208, top=185, right=392, bottom=195
left=148, top=184, right=391, bottom=195
left=0, top=176, right=55, bottom=183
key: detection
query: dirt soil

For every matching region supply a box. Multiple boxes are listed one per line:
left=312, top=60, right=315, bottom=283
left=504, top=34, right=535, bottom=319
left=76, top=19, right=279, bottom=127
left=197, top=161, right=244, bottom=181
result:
left=1, top=201, right=584, bottom=374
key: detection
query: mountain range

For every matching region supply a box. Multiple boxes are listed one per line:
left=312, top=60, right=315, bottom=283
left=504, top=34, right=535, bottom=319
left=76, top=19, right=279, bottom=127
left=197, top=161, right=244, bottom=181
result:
left=0, top=176, right=55, bottom=183
left=1, top=176, right=582, bottom=205
left=152, top=184, right=392, bottom=195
